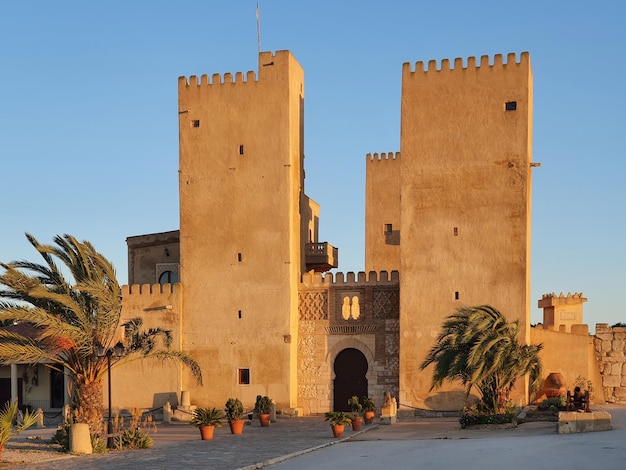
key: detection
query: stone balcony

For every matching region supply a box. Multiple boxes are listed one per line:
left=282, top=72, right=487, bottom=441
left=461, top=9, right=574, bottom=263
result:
left=305, top=242, right=338, bottom=273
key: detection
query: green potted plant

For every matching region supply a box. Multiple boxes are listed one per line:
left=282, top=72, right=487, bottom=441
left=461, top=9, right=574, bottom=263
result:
left=224, top=397, right=245, bottom=435
left=361, top=396, right=376, bottom=424
left=190, top=407, right=223, bottom=440
left=254, top=395, right=273, bottom=427
left=324, top=411, right=352, bottom=438
left=348, top=395, right=363, bottom=431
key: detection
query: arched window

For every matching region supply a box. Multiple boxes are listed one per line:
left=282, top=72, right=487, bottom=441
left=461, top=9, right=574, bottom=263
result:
left=159, top=270, right=179, bottom=285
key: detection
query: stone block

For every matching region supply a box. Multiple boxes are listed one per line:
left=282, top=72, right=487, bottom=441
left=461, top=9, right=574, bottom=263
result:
left=613, top=387, right=626, bottom=402
left=558, top=411, right=612, bottom=434
left=558, top=412, right=578, bottom=434
left=575, top=412, right=595, bottom=433
left=380, top=415, right=397, bottom=425
left=592, top=411, right=612, bottom=431
left=603, top=375, right=621, bottom=387
left=595, top=332, right=613, bottom=341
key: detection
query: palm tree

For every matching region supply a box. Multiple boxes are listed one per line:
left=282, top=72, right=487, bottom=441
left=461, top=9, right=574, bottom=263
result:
left=420, top=305, right=542, bottom=413
left=0, top=233, right=202, bottom=435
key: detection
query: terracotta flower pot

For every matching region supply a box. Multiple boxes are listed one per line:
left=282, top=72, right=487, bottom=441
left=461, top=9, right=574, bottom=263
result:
left=543, top=372, right=566, bottom=398
left=199, top=425, right=215, bottom=440
left=332, top=424, right=345, bottom=438
left=259, top=413, right=271, bottom=427
left=351, top=417, right=363, bottom=431
left=364, top=411, right=375, bottom=424
left=229, top=419, right=245, bottom=435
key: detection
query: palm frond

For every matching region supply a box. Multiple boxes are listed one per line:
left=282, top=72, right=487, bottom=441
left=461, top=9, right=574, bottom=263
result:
left=421, top=305, right=542, bottom=412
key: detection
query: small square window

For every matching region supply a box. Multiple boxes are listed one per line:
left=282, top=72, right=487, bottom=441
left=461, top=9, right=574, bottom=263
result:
left=505, top=101, right=517, bottom=111
left=191, top=120, right=200, bottom=127
left=238, top=368, right=250, bottom=385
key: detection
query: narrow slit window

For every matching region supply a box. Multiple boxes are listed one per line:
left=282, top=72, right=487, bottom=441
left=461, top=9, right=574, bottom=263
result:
left=454, top=291, right=460, bottom=300
left=239, top=145, right=244, bottom=155
left=238, top=310, right=242, bottom=319
left=191, top=120, right=200, bottom=127
left=237, top=253, right=242, bottom=262
left=454, top=227, right=458, bottom=236
left=505, top=101, right=517, bottom=111
left=238, top=368, right=250, bottom=385
left=384, top=223, right=393, bottom=234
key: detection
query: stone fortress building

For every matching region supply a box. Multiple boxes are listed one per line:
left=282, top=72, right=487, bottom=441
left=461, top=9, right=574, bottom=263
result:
left=110, top=50, right=624, bottom=416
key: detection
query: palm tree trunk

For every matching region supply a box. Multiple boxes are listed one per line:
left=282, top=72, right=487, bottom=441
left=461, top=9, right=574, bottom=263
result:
left=75, top=381, right=104, bottom=436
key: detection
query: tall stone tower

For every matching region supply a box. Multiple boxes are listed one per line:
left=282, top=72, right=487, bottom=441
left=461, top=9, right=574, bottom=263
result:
left=365, top=152, right=401, bottom=273
left=177, top=51, right=305, bottom=408
left=397, top=53, right=534, bottom=408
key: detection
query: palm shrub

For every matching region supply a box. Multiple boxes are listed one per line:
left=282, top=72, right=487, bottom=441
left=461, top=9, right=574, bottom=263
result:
left=116, top=428, right=154, bottom=449
left=0, top=233, right=202, bottom=436
left=0, top=401, right=39, bottom=461
left=191, top=407, right=223, bottom=428
left=421, top=305, right=542, bottom=415
left=324, top=411, right=352, bottom=426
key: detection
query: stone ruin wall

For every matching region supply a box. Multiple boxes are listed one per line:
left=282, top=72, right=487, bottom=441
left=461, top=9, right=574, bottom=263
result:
left=297, top=271, right=400, bottom=414
left=594, top=324, right=626, bottom=403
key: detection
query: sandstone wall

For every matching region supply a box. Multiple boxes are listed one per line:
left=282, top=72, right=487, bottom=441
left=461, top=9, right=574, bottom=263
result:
left=594, top=324, right=626, bottom=402
left=530, top=324, right=603, bottom=402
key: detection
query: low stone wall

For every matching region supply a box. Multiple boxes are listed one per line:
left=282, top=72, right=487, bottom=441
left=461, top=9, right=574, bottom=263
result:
left=594, top=324, right=626, bottom=402
left=558, top=411, right=612, bottom=434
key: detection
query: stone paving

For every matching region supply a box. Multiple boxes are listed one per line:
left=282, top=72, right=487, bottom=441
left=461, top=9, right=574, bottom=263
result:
left=15, top=416, right=364, bottom=470
left=8, top=407, right=624, bottom=470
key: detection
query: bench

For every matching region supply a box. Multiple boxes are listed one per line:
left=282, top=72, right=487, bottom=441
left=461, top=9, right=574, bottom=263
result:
left=565, top=389, right=589, bottom=412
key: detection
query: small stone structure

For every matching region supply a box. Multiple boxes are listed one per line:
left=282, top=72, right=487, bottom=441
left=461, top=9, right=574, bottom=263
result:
left=538, top=292, right=587, bottom=333
left=558, top=411, right=612, bottom=434
left=69, top=423, right=92, bottom=454
left=163, top=401, right=172, bottom=424
left=380, top=392, right=397, bottom=425
left=170, top=391, right=196, bottom=422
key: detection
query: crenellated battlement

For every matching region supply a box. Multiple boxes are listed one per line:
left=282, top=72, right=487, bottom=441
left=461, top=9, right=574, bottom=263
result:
left=301, top=270, right=399, bottom=287
left=178, top=50, right=296, bottom=91
left=122, top=282, right=181, bottom=298
left=366, top=152, right=400, bottom=163
left=403, top=51, right=529, bottom=76
left=178, top=70, right=257, bottom=89
left=538, top=292, right=588, bottom=307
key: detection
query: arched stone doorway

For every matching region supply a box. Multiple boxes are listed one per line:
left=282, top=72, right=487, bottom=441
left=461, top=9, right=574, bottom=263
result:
left=333, top=348, right=368, bottom=411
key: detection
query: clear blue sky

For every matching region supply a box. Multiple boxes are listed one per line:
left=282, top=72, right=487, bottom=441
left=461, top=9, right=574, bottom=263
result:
left=1, top=1, right=624, bottom=328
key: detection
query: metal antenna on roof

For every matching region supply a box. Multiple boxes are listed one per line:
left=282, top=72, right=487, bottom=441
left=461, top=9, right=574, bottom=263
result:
left=256, top=3, right=261, bottom=53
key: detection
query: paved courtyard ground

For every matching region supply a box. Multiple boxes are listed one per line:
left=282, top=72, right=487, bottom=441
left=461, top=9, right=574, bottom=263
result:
left=3, top=405, right=624, bottom=469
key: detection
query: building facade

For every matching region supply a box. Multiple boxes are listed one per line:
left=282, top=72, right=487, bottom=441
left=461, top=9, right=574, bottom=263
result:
left=114, top=50, right=604, bottom=414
